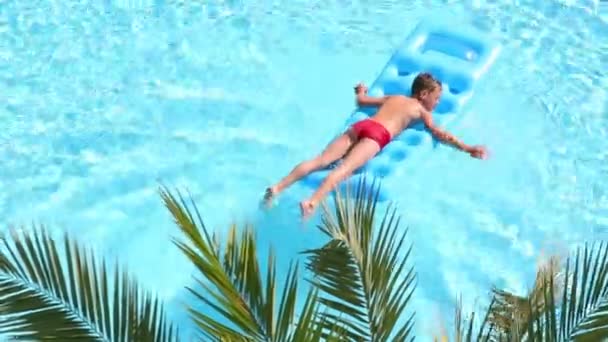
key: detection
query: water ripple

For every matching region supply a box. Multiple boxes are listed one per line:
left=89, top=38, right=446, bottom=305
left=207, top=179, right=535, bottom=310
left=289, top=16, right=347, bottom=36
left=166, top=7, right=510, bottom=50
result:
left=1, top=0, right=607, bottom=338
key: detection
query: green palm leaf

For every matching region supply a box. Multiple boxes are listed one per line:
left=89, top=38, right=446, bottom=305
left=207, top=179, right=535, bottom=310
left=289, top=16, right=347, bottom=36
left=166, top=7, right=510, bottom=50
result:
left=449, top=295, right=499, bottom=342
left=301, top=177, right=417, bottom=341
left=548, top=241, right=608, bottom=341
left=159, top=186, right=342, bottom=341
left=0, top=225, right=178, bottom=341
left=453, top=241, right=608, bottom=342
left=484, top=254, right=563, bottom=340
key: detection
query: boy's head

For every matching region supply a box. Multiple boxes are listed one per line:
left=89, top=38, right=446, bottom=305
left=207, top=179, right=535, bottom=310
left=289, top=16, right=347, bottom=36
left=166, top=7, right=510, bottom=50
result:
left=411, top=72, right=442, bottom=111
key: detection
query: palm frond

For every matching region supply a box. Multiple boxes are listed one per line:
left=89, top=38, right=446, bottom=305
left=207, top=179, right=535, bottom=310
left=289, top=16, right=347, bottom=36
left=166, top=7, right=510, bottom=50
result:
left=448, top=253, right=565, bottom=342
left=159, top=185, right=337, bottom=341
left=462, top=241, right=608, bottom=341
left=555, top=241, right=608, bottom=341
left=486, top=253, right=563, bottom=340
left=301, top=176, right=417, bottom=341
left=0, top=225, right=178, bottom=341
left=447, top=295, right=499, bottom=342
left=287, top=287, right=349, bottom=342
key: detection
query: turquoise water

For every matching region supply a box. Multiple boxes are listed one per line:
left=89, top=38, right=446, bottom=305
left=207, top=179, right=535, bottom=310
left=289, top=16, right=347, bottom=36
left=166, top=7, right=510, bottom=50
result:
left=598, top=1, right=608, bottom=23
left=1, top=0, right=607, bottom=339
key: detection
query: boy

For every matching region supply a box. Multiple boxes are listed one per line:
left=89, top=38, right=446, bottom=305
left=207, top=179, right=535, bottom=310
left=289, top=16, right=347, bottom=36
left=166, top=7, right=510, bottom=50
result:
left=263, top=72, right=488, bottom=219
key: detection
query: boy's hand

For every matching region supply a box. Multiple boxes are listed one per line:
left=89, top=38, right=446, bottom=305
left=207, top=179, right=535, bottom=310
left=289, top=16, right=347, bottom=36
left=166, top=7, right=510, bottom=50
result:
left=466, top=145, right=489, bottom=159
left=354, top=82, right=368, bottom=95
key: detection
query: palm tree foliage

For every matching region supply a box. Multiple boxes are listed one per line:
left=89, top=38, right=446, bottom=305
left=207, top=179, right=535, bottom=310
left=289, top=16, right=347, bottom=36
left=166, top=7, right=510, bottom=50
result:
left=301, top=178, right=417, bottom=342
left=0, top=226, right=178, bottom=341
left=159, top=186, right=344, bottom=341
left=3, top=178, right=608, bottom=341
left=450, top=242, right=608, bottom=342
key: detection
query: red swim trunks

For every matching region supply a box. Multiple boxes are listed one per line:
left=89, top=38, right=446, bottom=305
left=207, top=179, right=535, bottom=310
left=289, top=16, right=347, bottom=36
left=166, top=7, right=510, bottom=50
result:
left=351, top=119, right=391, bottom=149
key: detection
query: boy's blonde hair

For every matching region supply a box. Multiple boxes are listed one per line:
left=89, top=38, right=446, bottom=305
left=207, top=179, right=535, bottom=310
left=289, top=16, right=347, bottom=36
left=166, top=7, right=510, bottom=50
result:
left=411, top=72, right=442, bottom=96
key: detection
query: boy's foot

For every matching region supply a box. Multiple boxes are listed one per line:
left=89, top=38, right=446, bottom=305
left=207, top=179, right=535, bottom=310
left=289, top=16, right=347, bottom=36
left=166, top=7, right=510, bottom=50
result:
left=262, top=187, right=278, bottom=209
left=299, top=200, right=317, bottom=220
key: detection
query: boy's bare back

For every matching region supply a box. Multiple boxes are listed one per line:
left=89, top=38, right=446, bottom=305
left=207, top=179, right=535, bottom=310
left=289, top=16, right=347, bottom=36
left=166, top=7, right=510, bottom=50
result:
left=355, top=78, right=442, bottom=140
left=367, top=95, right=423, bottom=138
left=354, top=77, right=485, bottom=159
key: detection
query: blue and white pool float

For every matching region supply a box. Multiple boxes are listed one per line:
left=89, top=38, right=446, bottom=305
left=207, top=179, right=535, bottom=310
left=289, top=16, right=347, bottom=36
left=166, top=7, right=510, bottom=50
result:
left=301, top=19, right=501, bottom=201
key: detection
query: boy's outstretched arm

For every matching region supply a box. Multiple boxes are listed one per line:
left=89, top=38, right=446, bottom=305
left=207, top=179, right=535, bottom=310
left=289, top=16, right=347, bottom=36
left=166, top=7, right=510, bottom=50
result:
left=421, top=109, right=488, bottom=159
left=354, top=82, right=389, bottom=107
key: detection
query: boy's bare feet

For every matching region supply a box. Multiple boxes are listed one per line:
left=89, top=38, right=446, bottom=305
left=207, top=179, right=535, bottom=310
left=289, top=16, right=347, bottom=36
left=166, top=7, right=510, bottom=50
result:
left=262, top=186, right=278, bottom=208
left=299, top=200, right=317, bottom=220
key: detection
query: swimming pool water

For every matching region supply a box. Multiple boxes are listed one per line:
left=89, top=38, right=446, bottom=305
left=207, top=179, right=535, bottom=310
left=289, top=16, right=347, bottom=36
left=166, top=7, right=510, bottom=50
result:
left=1, top=0, right=607, bottom=340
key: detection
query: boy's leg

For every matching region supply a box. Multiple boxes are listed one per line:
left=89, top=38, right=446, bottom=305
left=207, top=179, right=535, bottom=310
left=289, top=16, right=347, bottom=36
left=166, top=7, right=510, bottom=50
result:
left=300, top=138, right=381, bottom=218
left=263, top=130, right=357, bottom=207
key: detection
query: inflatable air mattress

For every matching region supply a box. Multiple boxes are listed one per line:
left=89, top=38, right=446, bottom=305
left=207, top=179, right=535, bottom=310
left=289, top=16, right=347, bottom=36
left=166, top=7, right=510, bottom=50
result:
left=301, top=19, right=501, bottom=201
